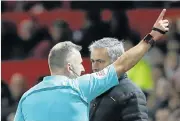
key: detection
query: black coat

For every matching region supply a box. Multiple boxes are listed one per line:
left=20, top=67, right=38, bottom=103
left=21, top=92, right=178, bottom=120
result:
left=90, top=74, right=148, bottom=121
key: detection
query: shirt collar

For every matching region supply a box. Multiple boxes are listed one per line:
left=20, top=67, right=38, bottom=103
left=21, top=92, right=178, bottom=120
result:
left=118, top=73, right=128, bottom=81
left=43, top=75, right=69, bottom=81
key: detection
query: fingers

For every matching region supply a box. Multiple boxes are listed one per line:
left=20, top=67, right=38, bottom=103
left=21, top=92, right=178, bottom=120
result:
left=159, top=20, right=169, bottom=32
left=162, top=19, right=169, bottom=27
left=163, top=23, right=169, bottom=27
left=165, top=27, right=169, bottom=32
left=156, top=9, right=166, bottom=22
left=151, top=9, right=169, bottom=40
left=163, top=19, right=169, bottom=23
left=159, top=19, right=169, bottom=26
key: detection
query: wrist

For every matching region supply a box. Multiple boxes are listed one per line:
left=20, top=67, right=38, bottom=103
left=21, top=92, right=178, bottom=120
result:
left=150, top=31, right=160, bottom=41
left=143, top=33, right=155, bottom=47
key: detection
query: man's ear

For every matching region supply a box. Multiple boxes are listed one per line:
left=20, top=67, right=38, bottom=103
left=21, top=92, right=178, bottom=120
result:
left=67, top=63, right=72, bottom=72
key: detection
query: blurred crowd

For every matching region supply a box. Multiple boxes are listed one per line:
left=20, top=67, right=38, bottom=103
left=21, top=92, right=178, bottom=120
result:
left=1, top=1, right=180, bottom=121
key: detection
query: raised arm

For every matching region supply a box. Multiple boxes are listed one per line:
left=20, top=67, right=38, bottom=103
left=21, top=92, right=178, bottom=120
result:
left=113, top=9, right=169, bottom=77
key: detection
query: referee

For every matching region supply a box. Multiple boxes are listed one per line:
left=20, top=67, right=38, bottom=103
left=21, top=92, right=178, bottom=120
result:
left=14, top=9, right=169, bottom=121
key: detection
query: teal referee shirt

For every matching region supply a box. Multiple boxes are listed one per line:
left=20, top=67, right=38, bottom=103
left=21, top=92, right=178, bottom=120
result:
left=14, top=64, right=119, bottom=121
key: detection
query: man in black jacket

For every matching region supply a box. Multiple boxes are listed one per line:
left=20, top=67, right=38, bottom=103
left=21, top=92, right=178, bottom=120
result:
left=88, top=38, right=148, bottom=121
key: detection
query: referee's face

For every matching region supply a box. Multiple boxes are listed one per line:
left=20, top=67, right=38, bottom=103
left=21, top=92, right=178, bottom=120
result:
left=69, top=50, right=85, bottom=77
left=90, top=48, right=111, bottom=72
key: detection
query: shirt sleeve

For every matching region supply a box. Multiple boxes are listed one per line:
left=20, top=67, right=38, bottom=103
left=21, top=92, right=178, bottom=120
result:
left=14, top=101, right=24, bottom=121
left=74, top=64, right=119, bottom=103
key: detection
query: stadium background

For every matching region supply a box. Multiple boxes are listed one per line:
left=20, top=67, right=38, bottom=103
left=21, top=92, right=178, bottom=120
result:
left=1, top=1, right=180, bottom=121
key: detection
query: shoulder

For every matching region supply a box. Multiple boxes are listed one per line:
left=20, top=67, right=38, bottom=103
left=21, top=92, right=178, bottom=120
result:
left=19, top=84, right=40, bottom=104
left=114, top=78, right=143, bottom=93
left=107, top=78, right=146, bottom=101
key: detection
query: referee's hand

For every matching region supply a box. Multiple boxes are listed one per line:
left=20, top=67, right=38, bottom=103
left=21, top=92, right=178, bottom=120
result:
left=150, top=9, right=169, bottom=41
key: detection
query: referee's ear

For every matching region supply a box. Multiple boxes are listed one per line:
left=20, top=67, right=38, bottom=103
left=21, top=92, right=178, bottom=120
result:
left=67, top=63, right=72, bottom=72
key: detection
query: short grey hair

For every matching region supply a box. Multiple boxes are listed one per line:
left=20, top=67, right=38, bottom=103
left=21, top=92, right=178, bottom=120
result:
left=89, top=37, right=124, bottom=62
left=48, top=41, right=82, bottom=71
